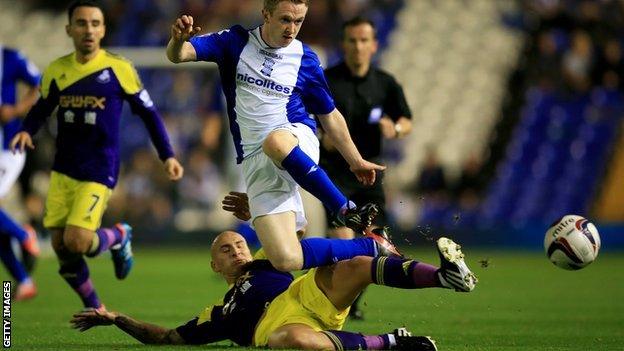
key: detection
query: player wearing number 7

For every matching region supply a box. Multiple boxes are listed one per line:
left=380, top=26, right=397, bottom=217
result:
left=10, top=0, right=184, bottom=312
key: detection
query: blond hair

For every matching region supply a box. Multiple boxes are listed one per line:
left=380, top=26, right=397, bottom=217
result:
left=263, top=0, right=309, bottom=13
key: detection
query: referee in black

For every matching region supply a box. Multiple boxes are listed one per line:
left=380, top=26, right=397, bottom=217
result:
left=319, top=16, right=413, bottom=320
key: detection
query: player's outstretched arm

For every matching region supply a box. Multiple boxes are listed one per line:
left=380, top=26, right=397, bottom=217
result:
left=71, top=310, right=186, bottom=345
left=164, top=157, right=184, bottom=180
left=318, top=108, right=386, bottom=186
left=167, top=15, right=201, bottom=63
left=9, top=132, right=34, bottom=154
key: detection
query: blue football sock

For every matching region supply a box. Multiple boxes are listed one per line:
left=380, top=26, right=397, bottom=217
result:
left=281, top=146, right=347, bottom=213
left=0, top=236, right=29, bottom=283
left=300, top=237, right=377, bottom=269
left=0, top=208, right=27, bottom=242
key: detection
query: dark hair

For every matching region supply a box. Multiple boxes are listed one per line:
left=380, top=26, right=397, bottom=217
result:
left=67, top=0, right=104, bottom=23
left=342, top=16, right=377, bottom=38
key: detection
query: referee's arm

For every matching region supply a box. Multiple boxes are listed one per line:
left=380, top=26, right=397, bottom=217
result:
left=379, top=116, right=412, bottom=139
left=380, top=76, right=413, bottom=138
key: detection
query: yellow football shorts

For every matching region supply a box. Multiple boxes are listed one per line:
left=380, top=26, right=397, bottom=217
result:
left=43, top=171, right=112, bottom=231
left=253, top=268, right=350, bottom=346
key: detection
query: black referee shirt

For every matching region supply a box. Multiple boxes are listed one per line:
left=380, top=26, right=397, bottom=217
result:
left=320, top=62, right=412, bottom=185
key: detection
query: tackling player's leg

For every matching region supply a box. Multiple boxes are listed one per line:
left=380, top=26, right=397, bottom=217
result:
left=264, top=258, right=443, bottom=350
left=253, top=212, right=401, bottom=272
left=306, top=240, right=476, bottom=349
left=436, top=237, right=478, bottom=292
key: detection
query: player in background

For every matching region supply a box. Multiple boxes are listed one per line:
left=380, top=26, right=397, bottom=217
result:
left=167, top=0, right=396, bottom=274
left=71, top=229, right=480, bottom=350
left=320, top=17, right=413, bottom=319
left=0, top=44, right=41, bottom=301
left=10, top=0, right=184, bottom=311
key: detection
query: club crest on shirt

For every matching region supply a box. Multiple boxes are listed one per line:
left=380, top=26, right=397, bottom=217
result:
left=96, top=69, right=110, bottom=84
left=260, top=57, right=276, bottom=77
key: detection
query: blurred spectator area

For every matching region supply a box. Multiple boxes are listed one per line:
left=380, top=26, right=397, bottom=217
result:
left=5, top=0, right=403, bottom=67
left=381, top=0, right=524, bottom=230
left=409, top=0, right=624, bottom=234
left=0, top=0, right=405, bottom=241
left=2, top=0, right=623, bottom=245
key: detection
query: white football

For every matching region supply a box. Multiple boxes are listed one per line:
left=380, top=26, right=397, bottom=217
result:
left=544, top=215, right=601, bottom=270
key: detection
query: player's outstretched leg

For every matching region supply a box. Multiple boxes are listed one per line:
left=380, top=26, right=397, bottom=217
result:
left=436, top=237, right=478, bottom=292
left=299, top=230, right=402, bottom=270
left=364, top=226, right=403, bottom=257
left=109, top=223, right=133, bottom=280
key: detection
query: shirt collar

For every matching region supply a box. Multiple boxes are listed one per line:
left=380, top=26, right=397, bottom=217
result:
left=340, top=61, right=373, bottom=81
left=72, top=49, right=105, bottom=70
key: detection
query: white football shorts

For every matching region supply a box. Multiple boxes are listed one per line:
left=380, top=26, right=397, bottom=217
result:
left=242, top=123, right=319, bottom=232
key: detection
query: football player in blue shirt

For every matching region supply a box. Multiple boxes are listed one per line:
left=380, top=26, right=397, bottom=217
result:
left=0, top=44, right=41, bottom=301
left=10, top=0, right=184, bottom=311
left=167, top=0, right=397, bottom=275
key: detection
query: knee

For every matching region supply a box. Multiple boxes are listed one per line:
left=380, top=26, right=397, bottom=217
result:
left=268, top=329, right=318, bottom=350
left=329, top=227, right=355, bottom=239
left=63, top=238, right=88, bottom=254
left=51, top=231, right=68, bottom=255
left=268, top=254, right=302, bottom=272
left=336, top=256, right=372, bottom=279
left=63, top=230, right=92, bottom=254
left=262, top=131, right=298, bottom=162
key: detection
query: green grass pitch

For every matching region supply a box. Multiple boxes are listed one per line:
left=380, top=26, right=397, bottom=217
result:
left=6, top=246, right=624, bottom=350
